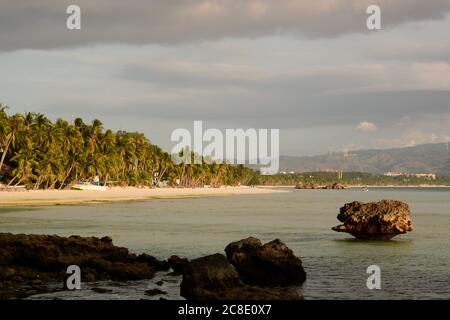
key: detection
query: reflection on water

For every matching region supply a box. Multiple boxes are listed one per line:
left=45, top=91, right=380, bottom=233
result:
left=1, top=187, right=449, bottom=299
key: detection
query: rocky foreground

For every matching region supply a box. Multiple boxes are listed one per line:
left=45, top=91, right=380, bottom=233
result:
left=0, top=233, right=169, bottom=299
left=180, top=237, right=306, bottom=300
left=0, top=234, right=305, bottom=300
left=332, top=200, right=413, bottom=240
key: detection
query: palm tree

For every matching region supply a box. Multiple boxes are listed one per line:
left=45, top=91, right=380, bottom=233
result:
left=0, top=113, right=24, bottom=178
left=0, top=107, right=261, bottom=189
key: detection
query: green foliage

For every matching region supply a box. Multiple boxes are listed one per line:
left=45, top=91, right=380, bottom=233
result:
left=3, top=107, right=444, bottom=190
left=257, top=171, right=450, bottom=186
left=0, top=108, right=257, bottom=189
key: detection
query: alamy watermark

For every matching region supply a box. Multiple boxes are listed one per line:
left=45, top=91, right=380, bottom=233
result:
left=367, top=5, right=382, bottom=30
left=171, top=121, right=279, bottom=175
left=65, top=4, right=381, bottom=31
left=366, top=265, right=381, bottom=290
left=66, top=264, right=81, bottom=290
left=66, top=5, right=81, bottom=30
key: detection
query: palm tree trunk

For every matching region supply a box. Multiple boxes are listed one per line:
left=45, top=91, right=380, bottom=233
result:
left=59, top=163, right=74, bottom=189
left=34, top=177, right=42, bottom=190
left=14, top=177, right=24, bottom=187
left=7, top=175, right=17, bottom=187
left=0, top=138, right=11, bottom=172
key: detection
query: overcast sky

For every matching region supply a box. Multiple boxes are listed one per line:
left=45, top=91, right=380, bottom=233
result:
left=1, top=0, right=450, bottom=156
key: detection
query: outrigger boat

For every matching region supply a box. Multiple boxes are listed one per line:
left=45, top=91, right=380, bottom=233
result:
left=72, top=181, right=108, bottom=191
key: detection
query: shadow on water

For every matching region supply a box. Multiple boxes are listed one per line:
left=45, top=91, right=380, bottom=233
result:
left=333, top=237, right=413, bottom=247
left=0, top=207, right=40, bottom=215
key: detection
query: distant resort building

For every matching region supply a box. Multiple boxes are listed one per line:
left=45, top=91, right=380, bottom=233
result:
left=384, top=172, right=437, bottom=180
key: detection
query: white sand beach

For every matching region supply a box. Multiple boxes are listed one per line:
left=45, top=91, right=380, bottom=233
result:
left=0, top=186, right=284, bottom=207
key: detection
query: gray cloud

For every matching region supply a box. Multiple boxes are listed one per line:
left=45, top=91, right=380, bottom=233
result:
left=371, top=45, right=450, bottom=63
left=1, top=0, right=450, bottom=52
left=111, top=58, right=450, bottom=129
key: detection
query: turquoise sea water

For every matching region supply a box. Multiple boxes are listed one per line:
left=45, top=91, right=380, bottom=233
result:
left=0, top=187, right=449, bottom=300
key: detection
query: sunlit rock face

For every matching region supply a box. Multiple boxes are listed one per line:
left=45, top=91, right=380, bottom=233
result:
left=332, top=200, right=413, bottom=240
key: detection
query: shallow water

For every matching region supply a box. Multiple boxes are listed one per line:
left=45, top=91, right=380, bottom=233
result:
left=1, top=187, right=449, bottom=300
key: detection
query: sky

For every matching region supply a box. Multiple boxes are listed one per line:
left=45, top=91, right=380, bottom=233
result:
left=0, top=0, right=450, bottom=156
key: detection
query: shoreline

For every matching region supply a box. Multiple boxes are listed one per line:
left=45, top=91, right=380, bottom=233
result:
left=259, top=184, right=450, bottom=188
left=0, top=186, right=284, bottom=207
left=1, top=184, right=448, bottom=207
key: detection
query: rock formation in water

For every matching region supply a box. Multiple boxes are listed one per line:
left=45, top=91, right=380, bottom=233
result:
left=224, top=237, right=306, bottom=287
left=295, top=182, right=345, bottom=190
left=168, top=255, right=189, bottom=274
left=180, top=253, right=302, bottom=300
left=1, top=233, right=305, bottom=300
left=331, top=200, right=413, bottom=240
left=0, top=233, right=169, bottom=299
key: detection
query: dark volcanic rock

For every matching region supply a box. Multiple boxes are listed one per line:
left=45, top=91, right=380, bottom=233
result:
left=168, top=255, right=189, bottom=274
left=329, top=183, right=345, bottom=190
left=145, top=288, right=167, bottom=296
left=224, top=237, right=306, bottom=287
left=332, top=200, right=413, bottom=240
left=0, top=233, right=168, bottom=299
left=295, top=183, right=315, bottom=189
left=295, top=183, right=345, bottom=190
left=91, top=287, right=113, bottom=294
left=180, top=254, right=302, bottom=300
left=136, top=253, right=170, bottom=270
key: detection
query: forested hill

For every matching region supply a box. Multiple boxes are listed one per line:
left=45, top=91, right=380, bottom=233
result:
left=280, top=143, right=450, bottom=176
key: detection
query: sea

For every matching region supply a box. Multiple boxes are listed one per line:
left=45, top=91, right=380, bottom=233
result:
left=0, top=187, right=449, bottom=300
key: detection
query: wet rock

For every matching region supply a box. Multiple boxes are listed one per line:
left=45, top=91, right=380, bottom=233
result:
left=168, top=255, right=189, bottom=274
left=295, top=183, right=345, bottom=190
left=0, top=233, right=167, bottom=299
left=295, top=183, right=315, bottom=189
left=91, top=287, right=113, bottom=294
left=329, top=183, right=345, bottom=190
left=180, top=254, right=302, bottom=300
left=145, top=288, right=167, bottom=296
left=136, top=253, right=170, bottom=271
left=332, top=200, right=413, bottom=240
left=0, top=248, right=13, bottom=266
left=225, top=237, right=306, bottom=287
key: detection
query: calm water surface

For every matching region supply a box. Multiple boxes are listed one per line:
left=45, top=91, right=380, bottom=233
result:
left=0, top=188, right=449, bottom=300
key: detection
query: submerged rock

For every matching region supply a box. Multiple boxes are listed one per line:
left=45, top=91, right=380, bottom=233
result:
left=91, top=287, right=113, bottom=294
left=180, top=254, right=302, bottom=300
left=145, top=288, right=167, bottom=296
left=0, top=233, right=169, bottom=299
left=225, top=237, right=306, bottom=287
left=332, top=200, right=413, bottom=240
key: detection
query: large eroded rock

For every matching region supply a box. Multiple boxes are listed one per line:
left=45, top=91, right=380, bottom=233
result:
left=180, top=254, right=302, bottom=300
left=224, top=237, right=306, bottom=287
left=332, top=200, right=413, bottom=240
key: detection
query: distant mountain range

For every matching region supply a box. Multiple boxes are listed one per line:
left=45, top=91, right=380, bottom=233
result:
left=280, top=143, right=450, bottom=176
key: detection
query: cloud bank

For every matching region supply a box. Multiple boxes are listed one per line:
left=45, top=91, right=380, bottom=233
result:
left=1, top=0, right=450, bottom=52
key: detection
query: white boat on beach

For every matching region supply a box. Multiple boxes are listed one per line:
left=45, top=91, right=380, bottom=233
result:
left=72, top=183, right=108, bottom=191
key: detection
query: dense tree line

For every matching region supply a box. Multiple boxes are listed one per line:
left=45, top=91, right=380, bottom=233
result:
left=2, top=105, right=447, bottom=190
left=257, top=171, right=450, bottom=186
left=0, top=105, right=257, bottom=189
